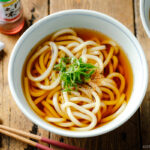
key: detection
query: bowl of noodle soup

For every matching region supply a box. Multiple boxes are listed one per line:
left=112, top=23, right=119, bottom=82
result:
left=8, top=10, right=148, bottom=137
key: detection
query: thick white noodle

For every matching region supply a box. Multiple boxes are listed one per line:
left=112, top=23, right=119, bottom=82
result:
left=89, top=51, right=100, bottom=55
left=36, top=76, right=60, bottom=90
left=103, top=47, right=114, bottom=67
left=72, top=41, right=97, bottom=53
left=27, top=45, right=49, bottom=81
left=82, top=103, right=95, bottom=109
left=101, top=78, right=117, bottom=87
left=88, top=45, right=106, bottom=51
left=78, top=87, right=92, bottom=98
left=63, top=92, right=84, bottom=127
left=81, top=48, right=87, bottom=62
left=88, top=82, right=102, bottom=95
left=73, top=112, right=91, bottom=121
left=107, top=72, right=125, bottom=93
left=27, top=42, right=58, bottom=82
left=51, top=28, right=77, bottom=41
left=62, top=102, right=97, bottom=131
left=91, top=91, right=101, bottom=114
left=85, top=54, right=103, bottom=72
left=55, top=35, right=83, bottom=43
left=53, top=92, right=63, bottom=116
left=67, top=42, right=80, bottom=49
left=100, top=80, right=120, bottom=100
left=70, top=97, right=92, bottom=103
left=58, top=45, right=74, bottom=57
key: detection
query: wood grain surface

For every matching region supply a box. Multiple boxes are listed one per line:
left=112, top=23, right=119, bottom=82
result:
left=134, top=0, right=150, bottom=149
left=0, top=0, right=149, bottom=150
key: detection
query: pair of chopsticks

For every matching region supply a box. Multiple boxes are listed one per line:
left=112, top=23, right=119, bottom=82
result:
left=0, top=125, right=84, bottom=150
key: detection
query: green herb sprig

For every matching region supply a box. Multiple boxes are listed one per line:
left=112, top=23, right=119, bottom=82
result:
left=54, top=57, right=96, bottom=91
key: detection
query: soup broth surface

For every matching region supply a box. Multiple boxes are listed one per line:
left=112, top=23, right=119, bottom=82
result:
left=22, top=28, right=133, bottom=130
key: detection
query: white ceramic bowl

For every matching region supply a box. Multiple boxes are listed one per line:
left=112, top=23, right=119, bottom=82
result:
left=8, top=9, right=148, bottom=138
left=140, top=0, right=150, bottom=37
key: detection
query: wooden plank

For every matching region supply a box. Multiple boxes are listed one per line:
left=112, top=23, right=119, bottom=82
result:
left=49, top=0, right=141, bottom=150
left=0, top=52, right=3, bottom=148
left=0, top=47, right=8, bottom=149
left=0, top=35, right=19, bottom=150
left=50, top=0, right=134, bottom=31
left=0, top=0, right=49, bottom=150
left=134, top=0, right=150, bottom=149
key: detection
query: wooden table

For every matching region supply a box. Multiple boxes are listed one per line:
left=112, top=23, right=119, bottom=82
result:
left=0, top=0, right=150, bottom=149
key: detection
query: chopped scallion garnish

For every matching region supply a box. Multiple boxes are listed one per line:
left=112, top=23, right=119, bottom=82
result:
left=54, top=57, right=96, bottom=91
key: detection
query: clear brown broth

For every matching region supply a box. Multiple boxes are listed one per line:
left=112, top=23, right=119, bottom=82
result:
left=22, top=28, right=133, bottom=130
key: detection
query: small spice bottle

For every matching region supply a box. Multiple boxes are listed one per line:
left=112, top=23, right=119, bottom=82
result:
left=0, top=0, right=24, bottom=35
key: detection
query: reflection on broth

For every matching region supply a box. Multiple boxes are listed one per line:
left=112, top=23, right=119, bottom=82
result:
left=22, top=28, right=133, bottom=131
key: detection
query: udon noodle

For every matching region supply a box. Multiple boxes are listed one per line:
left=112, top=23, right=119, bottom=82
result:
left=23, top=28, right=133, bottom=131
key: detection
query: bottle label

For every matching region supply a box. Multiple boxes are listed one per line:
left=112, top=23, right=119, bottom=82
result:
left=0, top=0, right=21, bottom=21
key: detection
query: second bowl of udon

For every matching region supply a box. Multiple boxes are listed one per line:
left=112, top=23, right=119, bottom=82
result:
left=8, top=9, right=148, bottom=138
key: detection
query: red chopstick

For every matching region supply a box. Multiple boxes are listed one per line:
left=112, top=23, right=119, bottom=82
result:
left=41, top=137, right=84, bottom=150
left=0, top=125, right=85, bottom=150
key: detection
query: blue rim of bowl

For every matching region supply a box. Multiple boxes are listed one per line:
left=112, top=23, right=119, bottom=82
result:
left=8, top=9, right=148, bottom=138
